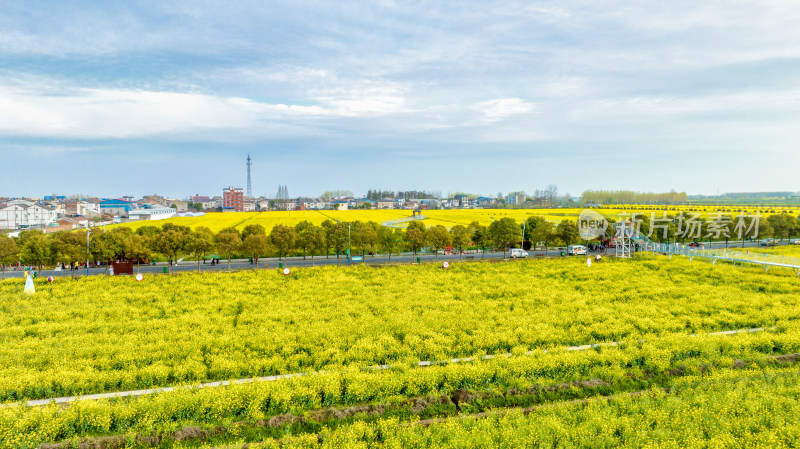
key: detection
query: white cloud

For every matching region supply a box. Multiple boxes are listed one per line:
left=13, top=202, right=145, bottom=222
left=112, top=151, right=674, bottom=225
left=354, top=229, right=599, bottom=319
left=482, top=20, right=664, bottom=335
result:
left=313, top=82, right=409, bottom=116
left=0, top=144, right=102, bottom=154
left=473, top=98, right=536, bottom=121
left=0, top=81, right=415, bottom=139
left=575, top=89, right=800, bottom=121
left=521, top=5, right=571, bottom=22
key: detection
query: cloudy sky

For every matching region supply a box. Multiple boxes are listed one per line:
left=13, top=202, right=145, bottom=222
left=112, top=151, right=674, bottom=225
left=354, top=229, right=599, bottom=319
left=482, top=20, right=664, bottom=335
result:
left=1, top=1, right=799, bottom=199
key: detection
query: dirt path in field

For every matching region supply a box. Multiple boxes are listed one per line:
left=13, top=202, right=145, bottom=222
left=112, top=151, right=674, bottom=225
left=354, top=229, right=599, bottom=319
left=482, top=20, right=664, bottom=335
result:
left=12, top=327, right=769, bottom=408
left=412, top=387, right=660, bottom=428
left=36, top=356, right=800, bottom=449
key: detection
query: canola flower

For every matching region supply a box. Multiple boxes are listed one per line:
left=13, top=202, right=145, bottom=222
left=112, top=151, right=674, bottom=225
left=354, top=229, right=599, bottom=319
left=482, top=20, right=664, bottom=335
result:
left=228, top=369, right=800, bottom=449
left=111, top=205, right=800, bottom=233
left=1, top=257, right=799, bottom=401
left=2, top=256, right=800, bottom=447
left=2, top=334, right=800, bottom=448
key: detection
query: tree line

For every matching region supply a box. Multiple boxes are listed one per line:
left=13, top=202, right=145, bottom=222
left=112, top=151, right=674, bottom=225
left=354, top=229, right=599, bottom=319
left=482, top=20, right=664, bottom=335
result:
left=633, top=212, right=800, bottom=246
left=581, top=190, right=688, bottom=205
left=0, top=217, right=583, bottom=278
left=4, top=212, right=794, bottom=279
left=365, top=190, right=443, bottom=200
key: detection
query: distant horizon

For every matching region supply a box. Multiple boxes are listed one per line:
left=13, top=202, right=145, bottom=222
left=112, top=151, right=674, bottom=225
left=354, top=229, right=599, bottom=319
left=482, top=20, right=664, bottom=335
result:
left=3, top=189, right=800, bottom=202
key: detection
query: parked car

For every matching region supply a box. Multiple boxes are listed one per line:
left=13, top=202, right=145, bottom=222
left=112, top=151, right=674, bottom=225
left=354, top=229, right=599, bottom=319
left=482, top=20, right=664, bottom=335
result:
left=567, top=245, right=587, bottom=255
left=509, top=248, right=528, bottom=258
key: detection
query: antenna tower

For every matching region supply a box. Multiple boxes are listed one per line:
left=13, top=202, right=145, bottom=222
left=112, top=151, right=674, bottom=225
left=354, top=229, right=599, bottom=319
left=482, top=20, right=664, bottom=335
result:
left=246, top=154, right=252, bottom=198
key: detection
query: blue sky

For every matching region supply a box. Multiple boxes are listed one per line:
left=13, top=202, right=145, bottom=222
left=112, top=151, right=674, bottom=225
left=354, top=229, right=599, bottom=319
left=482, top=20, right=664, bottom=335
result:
left=1, top=1, right=799, bottom=199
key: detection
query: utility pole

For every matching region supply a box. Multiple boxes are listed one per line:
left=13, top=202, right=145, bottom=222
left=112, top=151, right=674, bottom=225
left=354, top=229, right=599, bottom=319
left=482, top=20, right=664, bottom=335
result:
left=86, top=228, right=91, bottom=276
left=335, top=219, right=352, bottom=266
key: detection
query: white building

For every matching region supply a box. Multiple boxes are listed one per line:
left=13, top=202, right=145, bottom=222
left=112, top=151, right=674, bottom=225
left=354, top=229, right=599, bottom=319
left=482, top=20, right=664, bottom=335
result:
left=128, top=206, right=177, bottom=221
left=375, top=199, right=394, bottom=209
left=505, top=192, right=527, bottom=206
left=165, top=199, right=189, bottom=212
left=0, top=200, right=58, bottom=230
left=191, top=195, right=220, bottom=210
left=298, top=198, right=329, bottom=210
left=65, top=200, right=101, bottom=217
left=43, top=202, right=67, bottom=217
left=274, top=200, right=297, bottom=211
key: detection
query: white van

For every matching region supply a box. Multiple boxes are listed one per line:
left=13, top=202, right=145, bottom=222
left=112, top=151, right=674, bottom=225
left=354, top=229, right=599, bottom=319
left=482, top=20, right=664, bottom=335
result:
left=509, top=248, right=528, bottom=258
left=567, top=245, right=587, bottom=255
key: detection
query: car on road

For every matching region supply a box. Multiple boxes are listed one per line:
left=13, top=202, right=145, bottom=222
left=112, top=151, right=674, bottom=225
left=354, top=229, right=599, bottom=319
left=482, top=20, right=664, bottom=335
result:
left=567, top=245, right=587, bottom=255
left=509, top=248, right=528, bottom=258
left=688, top=241, right=704, bottom=248
left=760, top=238, right=778, bottom=247
left=791, top=239, right=800, bottom=245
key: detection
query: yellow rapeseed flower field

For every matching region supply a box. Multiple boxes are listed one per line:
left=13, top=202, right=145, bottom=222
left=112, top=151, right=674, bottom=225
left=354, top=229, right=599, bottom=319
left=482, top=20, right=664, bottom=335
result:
left=2, top=256, right=800, bottom=447
left=2, top=256, right=799, bottom=402
left=114, top=205, right=800, bottom=233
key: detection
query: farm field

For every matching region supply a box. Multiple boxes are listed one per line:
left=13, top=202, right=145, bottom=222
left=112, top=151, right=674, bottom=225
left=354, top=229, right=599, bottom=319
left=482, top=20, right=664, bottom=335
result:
left=702, top=244, right=800, bottom=268
left=207, top=369, right=800, bottom=448
left=3, top=256, right=800, bottom=401
left=114, top=205, right=800, bottom=233
left=3, top=256, right=800, bottom=447
left=115, top=209, right=582, bottom=233
left=736, top=244, right=800, bottom=258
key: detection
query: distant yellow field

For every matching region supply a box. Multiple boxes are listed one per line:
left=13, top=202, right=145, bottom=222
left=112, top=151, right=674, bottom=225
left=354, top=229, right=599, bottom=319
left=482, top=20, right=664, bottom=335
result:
left=734, top=244, right=800, bottom=258
left=115, top=209, right=585, bottom=233
left=114, top=205, right=800, bottom=233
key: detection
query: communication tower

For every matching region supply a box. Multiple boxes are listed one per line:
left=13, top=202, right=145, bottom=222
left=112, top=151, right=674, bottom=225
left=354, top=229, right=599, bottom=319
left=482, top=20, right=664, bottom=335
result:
left=246, top=154, right=253, bottom=198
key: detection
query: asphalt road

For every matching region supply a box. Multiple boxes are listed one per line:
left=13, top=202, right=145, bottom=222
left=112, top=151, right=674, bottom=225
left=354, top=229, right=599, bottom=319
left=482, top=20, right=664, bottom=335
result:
left=0, top=240, right=787, bottom=280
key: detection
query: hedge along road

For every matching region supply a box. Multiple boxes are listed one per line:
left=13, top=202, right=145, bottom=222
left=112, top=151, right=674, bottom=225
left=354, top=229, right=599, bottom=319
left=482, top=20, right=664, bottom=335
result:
left=0, top=240, right=771, bottom=279
left=11, top=327, right=768, bottom=408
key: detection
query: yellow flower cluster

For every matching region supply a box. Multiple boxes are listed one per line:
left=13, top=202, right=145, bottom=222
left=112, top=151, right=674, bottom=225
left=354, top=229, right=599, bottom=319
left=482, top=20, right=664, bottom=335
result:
left=2, top=257, right=798, bottom=402
left=2, top=336, right=799, bottom=448
left=1, top=256, right=800, bottom=447
left=111, top=205, right=800, bottom=233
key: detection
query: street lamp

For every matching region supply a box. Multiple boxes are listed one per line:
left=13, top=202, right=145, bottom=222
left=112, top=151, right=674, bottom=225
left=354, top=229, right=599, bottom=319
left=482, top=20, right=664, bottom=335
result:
left=488, top=216, right=494, bottom=257
left=521, top=220, right=525, bottom=251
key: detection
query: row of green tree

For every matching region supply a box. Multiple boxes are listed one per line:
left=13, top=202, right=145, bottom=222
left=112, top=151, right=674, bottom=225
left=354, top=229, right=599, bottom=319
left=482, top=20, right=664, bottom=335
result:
left=632, top=213, right=800, bottom=246
left=0, top=217, right=582, bottom=278
left=5, top=213, right=794, bottom=279
left=581, top=190, right=688, bottom=205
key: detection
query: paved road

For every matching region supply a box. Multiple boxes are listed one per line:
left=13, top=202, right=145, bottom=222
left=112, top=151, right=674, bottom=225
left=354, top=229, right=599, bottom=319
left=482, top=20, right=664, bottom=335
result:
left=0, top=240, right=787, bottom=279
left=2, top=250, right=522, bottom=279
